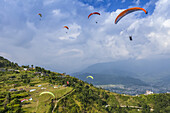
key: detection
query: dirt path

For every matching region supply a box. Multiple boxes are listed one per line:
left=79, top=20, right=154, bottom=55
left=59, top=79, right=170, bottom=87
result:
left=120, top=105, right=154, bottom=111
left=35, top=100, right=39, bottom=112
left=52, top=89, right=75, bottom=113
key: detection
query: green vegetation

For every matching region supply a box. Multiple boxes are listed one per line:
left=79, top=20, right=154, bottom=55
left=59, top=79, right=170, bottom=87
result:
left=0, top=56, right=170, bottom=113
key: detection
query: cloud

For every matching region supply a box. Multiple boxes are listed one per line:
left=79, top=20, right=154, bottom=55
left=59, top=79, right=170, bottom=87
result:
left=97, top=0, right=104, bottom=2
left=163, top=19, right=170, bottom=28
left=133, top=0, right=140, bottom=5
left=121, top=0, right=126, bottom=3
left=0, top=0, right=170, bottom=72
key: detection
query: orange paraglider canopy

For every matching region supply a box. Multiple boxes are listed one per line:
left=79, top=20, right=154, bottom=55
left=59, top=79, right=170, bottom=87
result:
left=64, top=26, right=69, bottom=30
left=88, top=12, right=100, bottom=19
left=115, top=7, right=147, bottom=24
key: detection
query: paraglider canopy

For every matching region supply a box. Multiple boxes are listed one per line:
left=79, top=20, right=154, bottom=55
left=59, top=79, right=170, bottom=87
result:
left=63, top=26, right=69, bottom=33
left=38, top=13, right=42, bottom=17
left=115, top=7, right=147, bottom=24
left=67, top=81, right=69, bottom=85
left=64, top=26, right=69, bottom=30
left=86, top=76, right=94, bottom=79
left=39, top=91, right=55, bottom=98
left=88, top=12, right=100, bottom=19
left=21, top=99, right=28, bottom=102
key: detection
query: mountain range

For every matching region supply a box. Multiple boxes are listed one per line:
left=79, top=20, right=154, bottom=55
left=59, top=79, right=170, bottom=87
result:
left=72, top=59, right=170, bottom=88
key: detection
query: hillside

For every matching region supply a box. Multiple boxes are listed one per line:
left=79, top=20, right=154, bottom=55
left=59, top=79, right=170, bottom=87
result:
left=0, top=56, right=170, bottom=113
left=0, top=56, right=19, bottom=69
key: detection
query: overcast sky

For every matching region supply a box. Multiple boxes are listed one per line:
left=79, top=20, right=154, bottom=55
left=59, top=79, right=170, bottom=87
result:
left=0, top=0, right=170, bottom=73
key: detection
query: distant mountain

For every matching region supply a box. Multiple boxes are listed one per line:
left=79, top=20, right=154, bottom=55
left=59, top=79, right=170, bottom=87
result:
left=80, top=59, right=170, bottom=82
left=71, top=59, right=170, bottom=89
left=71, top=72, right=148, bottom=86
left=157, top=75, right=170, bottom=90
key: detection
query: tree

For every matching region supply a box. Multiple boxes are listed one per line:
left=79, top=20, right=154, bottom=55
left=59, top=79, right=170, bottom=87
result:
left=142, top=104, right=150, bottom=113
left=48, top=99, right=54, bottom=113
left=3, top=93, right=11, bottom=110
left=31, top=65, right=33, bottom=69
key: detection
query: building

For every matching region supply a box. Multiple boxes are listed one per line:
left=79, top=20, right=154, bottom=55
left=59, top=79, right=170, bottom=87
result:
left=23, top=68, right=27, bottom=71
left=30, top=89, right=36, bottom=92
left=0, top=68, right=6, bottom=72
left=8, top=69, right=14, bottom=71
left=9, top=89, right=17, bottom=92
left=14, top=70, right=20, bottom=72
left=19, top=88, right=24, bottom=91
left=145, top=90, right=153, bottom=95
left=38, top=85, right=42, bottom=87
left=41, top=87, right=46, bottom=89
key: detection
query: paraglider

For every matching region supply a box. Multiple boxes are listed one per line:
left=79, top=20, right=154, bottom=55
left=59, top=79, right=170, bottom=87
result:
left=38, top=13, right=42, bottom=20
left=39, top=91, right=55, bottom=98
left=67, top=81, right=69, bottom=85
left=21, top=99, right=28, bottom=103
left=38, top=13, right=42, bottom=17
left=86, top=76, right=94, bottom=79
left=64, top=26, right=69, bottom=33
left=64, top=26, right=69, bottom=30
left=115, top=7, right=148, bottom=41
left=129, top=36, right=132, bottom=41
left=88, top=12, right=100, bottom=24
left=115, top=7, right=147, bottom=24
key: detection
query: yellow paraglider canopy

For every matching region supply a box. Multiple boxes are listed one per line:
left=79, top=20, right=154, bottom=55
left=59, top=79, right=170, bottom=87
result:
left=39, top=91, right=55, bottom=98
left=86, top=76, right=94, bottom=79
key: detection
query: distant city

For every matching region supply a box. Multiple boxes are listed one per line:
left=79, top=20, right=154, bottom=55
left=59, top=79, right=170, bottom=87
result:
left=95, top=84, right=170, bottom=95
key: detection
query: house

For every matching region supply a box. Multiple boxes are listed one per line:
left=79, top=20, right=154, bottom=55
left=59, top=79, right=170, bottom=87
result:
left=145, top=90, right=153, bottom=95
left=19, top=88, right=24, bottom=91
left=30, top=89, right=36, bottom=92
left=9, top=89, right=17, bottom=92
left=8, top=69, right=14, bottom=71
left=38, top=85, right=42, bottom=87
left=0, top=68, right=6, bottom=72
left=54, top=85, right=58, bottom=88
left=14, top=70, right=20, bottom=72
left=41, top=73, right=49, bottom=76
left=63, top=85, right=66, bottom=87
left=23, top=68, right=27, bottom=71
left=29, top=98, right=32, bottom=101
left=34, top=72, right=42, bottom=74
left=105, top=105, right=110, bottom=108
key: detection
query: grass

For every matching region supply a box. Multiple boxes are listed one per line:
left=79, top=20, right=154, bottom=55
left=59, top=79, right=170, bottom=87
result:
left=22, top=82, right=73, bottom=113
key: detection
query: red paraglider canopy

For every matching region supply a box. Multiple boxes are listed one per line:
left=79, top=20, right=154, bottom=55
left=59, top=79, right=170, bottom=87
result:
left=115, top=7, right=147, bottom=24
left=88, top=12, right=100, bottom=19
left=67, top=81, right=69, bottom=85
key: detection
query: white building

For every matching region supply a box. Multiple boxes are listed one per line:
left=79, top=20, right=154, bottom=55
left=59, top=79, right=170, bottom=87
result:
left=145, top=90, right=153, bottom=95
left=30, top=89, right=36, bottom=92
left=23, top=68, right=27, bottom=71
left=38, top=85, right=42, bottom=87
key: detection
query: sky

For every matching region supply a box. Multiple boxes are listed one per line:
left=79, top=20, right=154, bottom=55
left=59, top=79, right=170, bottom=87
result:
left=0, top=0, right=170, bottom=73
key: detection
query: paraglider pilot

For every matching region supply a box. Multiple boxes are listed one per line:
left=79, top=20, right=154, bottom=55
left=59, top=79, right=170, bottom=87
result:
left=129, top=36, right=132, bottom=41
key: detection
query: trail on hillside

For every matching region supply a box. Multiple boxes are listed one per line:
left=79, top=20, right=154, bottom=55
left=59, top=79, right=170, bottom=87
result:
left=35, top=100, right=39, bottom=112
left=52, top=89, right=75, bottom=113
